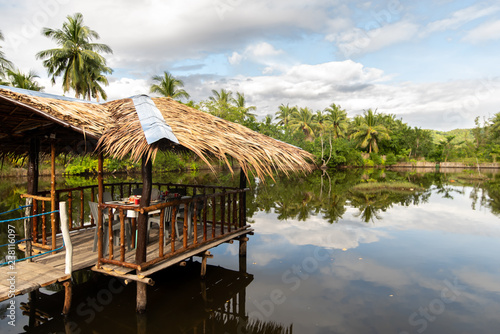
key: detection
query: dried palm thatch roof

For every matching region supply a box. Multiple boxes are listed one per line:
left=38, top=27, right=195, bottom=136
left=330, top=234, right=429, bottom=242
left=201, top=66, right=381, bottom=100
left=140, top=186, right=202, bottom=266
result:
left=0, top=86, right=314, bottom=179
left=100, top=97, right=315, bottom=179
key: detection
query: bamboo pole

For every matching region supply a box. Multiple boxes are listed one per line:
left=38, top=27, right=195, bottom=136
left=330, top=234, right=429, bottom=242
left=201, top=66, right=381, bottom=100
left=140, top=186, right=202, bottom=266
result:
left=97, top=153, right=104, bottom=267
left=50, top=141, right=56, bottom=250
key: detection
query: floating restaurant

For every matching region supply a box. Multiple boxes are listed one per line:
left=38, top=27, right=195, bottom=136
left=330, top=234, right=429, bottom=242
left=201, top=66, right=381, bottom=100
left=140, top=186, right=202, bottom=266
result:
left=0, top=86, right=313, bottom=314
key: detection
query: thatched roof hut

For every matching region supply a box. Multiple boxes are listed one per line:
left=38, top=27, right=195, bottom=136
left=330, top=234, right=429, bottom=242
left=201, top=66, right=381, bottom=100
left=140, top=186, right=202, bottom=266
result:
left=0, top=86, right=314, bottom=179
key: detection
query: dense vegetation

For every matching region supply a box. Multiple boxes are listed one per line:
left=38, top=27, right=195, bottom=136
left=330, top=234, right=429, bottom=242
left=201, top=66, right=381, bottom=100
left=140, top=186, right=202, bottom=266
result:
left=1, top=13, right=499, bottom=175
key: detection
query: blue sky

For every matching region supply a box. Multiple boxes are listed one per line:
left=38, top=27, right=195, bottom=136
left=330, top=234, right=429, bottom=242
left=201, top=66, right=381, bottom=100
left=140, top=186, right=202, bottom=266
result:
left=1, top=0, right=500, bottom=130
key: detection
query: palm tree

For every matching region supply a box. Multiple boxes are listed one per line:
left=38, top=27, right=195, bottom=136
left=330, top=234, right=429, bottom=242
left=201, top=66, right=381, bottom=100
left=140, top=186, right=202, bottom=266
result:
left=36, top=13, right=113, bottom=100
left=208, top=88, right=233, bottom=118
left=289, top=107, right=316, bottom=141
left=150, top=71, right=190, bottom=101
left=234, top=92, right=256, bottom=121
left=276, top=104, right=296, bottom=128
left=324, top=103, right=348, bottom=139
left=352, top=109, right=390, bottom=153
left=5, top=68, right=44, bottom=91
left=0, top=30, right=13, bottom=80
left=209, top=88, right=233, bottom=107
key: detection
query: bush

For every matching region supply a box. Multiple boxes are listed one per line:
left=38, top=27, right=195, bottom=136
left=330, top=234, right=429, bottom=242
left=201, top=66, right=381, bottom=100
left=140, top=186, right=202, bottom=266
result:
left=364, top=159, right=375, bottom=167
left=370, top=153, right=383, bottom=166
left=385, top=153, right=397, bottom=165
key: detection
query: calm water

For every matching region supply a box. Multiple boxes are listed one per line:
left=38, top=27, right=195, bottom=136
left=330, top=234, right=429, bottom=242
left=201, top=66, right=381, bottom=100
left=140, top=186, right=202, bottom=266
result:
left=2, top=169, right=500, bottom=333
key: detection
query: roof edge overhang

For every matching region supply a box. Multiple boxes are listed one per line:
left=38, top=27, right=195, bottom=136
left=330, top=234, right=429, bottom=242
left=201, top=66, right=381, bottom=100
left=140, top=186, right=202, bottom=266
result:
left=0, top=93, right=100, bottom=140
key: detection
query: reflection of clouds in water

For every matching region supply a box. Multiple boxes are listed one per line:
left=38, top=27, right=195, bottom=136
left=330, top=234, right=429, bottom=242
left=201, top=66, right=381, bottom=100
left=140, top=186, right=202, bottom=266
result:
left=454, top=268, right=500, bottom=293
left=247, top=249, right=500, bottom=333
left=242, top=185, right=500, bottom=332
left=252, top=213, right=388, bottom=258
left=373, top=188, right=500, bottom=237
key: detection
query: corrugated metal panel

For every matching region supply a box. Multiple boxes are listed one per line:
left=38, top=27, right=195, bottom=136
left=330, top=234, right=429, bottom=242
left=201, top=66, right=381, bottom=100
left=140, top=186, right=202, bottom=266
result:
left=0, top=85, right=98, bottom=104
left=131, top=95, right=179, bottom=145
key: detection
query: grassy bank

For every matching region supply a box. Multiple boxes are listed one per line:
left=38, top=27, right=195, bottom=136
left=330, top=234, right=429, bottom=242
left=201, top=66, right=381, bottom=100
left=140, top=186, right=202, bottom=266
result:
left=351, top=181, right=422, bottom=193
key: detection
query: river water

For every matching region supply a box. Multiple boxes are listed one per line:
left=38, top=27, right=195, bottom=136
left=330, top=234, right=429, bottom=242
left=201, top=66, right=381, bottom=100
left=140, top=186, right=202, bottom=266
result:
left=1, top=169, right=500, bottom=333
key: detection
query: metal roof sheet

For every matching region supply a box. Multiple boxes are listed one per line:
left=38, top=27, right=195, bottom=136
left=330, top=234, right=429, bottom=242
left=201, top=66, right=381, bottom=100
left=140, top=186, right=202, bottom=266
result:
left=131, top=95, right=179, bottom=145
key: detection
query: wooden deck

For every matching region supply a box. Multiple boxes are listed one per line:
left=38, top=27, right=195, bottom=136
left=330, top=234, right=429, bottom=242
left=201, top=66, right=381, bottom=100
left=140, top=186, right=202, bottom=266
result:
left=0, top=261, right=70, bottom=302
left=16, top=223, right=252, bottom=282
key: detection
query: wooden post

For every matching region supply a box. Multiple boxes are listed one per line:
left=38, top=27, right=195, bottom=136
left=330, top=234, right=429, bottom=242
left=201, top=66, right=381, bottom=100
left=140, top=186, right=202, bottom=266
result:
left=239, top=236, right=248, bottom=275
left=136, top=156, right=152, bottom=313
left=25, top=137, right=39, bottom=260
left=27, top=137, right=39, bottom=195
left=136, top=156, right=151, bottom=265
left=50, top=141, right=57, bottom=250
left=200, top=251, right=213, bottom=279
left=239, top=169, right=247, bottom=228
left=62, top=281, right=72, bottom=315
left=97, top=153, right=104, bottom=267
left=136, top=313, right=147, bottom=334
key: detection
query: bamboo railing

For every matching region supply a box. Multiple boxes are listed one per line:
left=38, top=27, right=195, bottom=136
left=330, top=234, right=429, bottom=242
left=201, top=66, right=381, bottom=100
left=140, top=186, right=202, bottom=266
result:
left=27, top=182, right=248, bottom=268
left=98, top=187, right=248, bottom=271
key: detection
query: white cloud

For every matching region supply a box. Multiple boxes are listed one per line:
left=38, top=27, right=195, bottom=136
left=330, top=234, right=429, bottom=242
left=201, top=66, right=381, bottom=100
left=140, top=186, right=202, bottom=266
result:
left=462, top=19, right=500, bottom=43
left=247, top=42, right=284, bottom=57
left=228, top=51, right=243, bottom=65
left=227, top=42, right=287, bottom=73
left=424, top=3, right=500, bottom=34
left=329, top=20, right=418, bottom=57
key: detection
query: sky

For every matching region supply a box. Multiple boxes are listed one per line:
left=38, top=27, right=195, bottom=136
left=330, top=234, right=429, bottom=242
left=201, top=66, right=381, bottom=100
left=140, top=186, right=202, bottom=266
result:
left=1, top=0, right=500, bottom=131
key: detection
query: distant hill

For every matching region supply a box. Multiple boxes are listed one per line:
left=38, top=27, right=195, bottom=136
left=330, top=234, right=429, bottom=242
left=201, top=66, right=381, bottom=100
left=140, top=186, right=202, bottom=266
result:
left=428, top=128, right=474, bottom=145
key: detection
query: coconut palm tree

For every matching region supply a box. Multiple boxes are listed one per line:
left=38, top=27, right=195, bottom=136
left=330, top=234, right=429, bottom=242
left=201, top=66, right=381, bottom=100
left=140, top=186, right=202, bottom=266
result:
left=150, top=71, right=190, bottom=101
left=234, top=92, right=256, bottom=121
left=5, top=68, right=44, bottom=91
left=209, top=88, right=233, bottom=107
left=36, top=13, right=113, bottom=100
left=324, top=103, right=348, bottom=139
left=0, top=30, right=13, bottom=80
left=275, top=104, right=296, bottom=128
left=352, top=108, right=390, bottom=153
left=289, top=107, right=316, bottom=141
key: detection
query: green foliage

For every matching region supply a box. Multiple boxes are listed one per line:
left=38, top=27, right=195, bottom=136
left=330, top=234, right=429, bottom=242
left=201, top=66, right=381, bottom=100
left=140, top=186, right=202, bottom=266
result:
left=369, top=152, right=383, bottom=166
left=385, top=153, right=397, bottom=165
left=150, top=71, right=190, bottom=101
left=64, top=156, right=98, bottom=175
left=364, top=159, right=375, bottom=167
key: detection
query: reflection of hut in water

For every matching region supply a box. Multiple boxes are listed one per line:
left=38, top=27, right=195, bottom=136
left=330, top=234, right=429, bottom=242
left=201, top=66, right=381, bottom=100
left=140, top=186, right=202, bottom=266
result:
left=19, top=262, right=292, bottom=334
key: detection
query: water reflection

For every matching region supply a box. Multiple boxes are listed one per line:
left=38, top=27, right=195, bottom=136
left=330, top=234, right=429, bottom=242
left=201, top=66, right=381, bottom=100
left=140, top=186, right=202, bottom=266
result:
left=3, top=168, right=500, bottom=333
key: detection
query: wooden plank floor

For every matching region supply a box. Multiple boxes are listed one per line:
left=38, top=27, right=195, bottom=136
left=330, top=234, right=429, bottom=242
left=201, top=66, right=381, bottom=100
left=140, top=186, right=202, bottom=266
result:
left=21, top=223, right=251, bottom=279
left=0, top=261, right=70, bottom=302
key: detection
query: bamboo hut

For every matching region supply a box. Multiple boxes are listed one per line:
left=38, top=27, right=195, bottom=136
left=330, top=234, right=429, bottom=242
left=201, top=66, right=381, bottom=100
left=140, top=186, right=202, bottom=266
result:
left=0, top=85, right=314, bottom=313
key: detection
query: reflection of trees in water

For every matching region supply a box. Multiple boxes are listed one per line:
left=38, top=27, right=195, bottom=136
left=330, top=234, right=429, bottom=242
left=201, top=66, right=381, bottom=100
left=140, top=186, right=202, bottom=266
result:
left=483, top=177, right=500, bottom=215
left=250, top=169, right=432, bottom=224
left=349, top=191, right=389, bottom=223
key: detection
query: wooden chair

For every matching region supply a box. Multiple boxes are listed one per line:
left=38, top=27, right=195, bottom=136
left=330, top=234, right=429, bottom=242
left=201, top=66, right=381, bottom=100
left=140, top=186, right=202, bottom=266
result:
left=148, top=204, right=176, bottom=242
left=89, top=201, right=131, bottom=254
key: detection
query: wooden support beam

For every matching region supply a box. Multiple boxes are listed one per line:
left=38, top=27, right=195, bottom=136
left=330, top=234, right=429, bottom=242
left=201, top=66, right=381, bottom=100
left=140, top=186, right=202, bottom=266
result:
left=91, top=267, right=155, bottom=286
left=97, top=153, right=104, bottom=267
left=239, top=235, right=248, bottom=275
left=136, top=156, right=152, bottom=314
left=136, top=282, right=147, bottom=314
left=239, top=169, right=247, bottom=228
left=50, top=141, right=56, bottom=250
left=136, top=156, right=152, bottom=265
left=62, top=281, right=72, bottom=315
left=25, top=137, right=39, bottom=261
left=200, top=251, right=213, bottom=279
